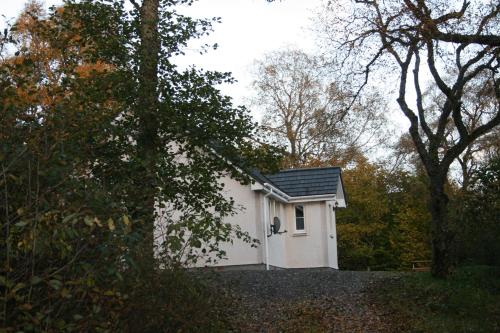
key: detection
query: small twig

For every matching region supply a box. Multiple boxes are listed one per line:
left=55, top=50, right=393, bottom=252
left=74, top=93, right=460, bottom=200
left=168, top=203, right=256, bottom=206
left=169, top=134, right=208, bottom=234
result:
left=2, top=164, right=10, bottom=326
left=0, top=147, right=28, bottom=177
left=48, top=245, right=88, bottom=279
left=129, top=0, right=141, bottom=12
left=28, top=158, right=40, bottom=303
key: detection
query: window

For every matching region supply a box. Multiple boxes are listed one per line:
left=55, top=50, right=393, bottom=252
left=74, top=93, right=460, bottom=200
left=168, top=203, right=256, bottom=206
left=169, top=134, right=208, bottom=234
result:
left=295, top=205, right=305, bottom=232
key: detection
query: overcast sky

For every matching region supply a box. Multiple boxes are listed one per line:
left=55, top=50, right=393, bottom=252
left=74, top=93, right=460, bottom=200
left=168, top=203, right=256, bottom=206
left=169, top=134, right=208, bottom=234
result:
left=1, top=0, right=322, bottom=120
left=175, top=0, right=321, bottom=117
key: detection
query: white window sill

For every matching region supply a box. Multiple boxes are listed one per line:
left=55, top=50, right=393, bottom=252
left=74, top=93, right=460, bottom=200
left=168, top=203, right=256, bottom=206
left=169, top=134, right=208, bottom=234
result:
left=292, top=231, right=307, bottom=237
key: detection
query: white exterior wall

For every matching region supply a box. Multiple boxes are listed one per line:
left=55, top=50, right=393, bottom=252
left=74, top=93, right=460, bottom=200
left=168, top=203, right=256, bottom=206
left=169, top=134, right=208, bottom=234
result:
left=280, top=202, right=329, bottom=268
left=198, top=183, right=340, bottom=269
left=156, top=174, right=341, bottom=269
left=208, top=176, right=263, bottom=267
left=266, top=199, right=288, bottom=268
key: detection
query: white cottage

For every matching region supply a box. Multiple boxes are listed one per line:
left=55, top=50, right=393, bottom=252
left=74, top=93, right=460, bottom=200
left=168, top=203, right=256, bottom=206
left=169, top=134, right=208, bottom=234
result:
left=206, top=167, right=347, bottom=270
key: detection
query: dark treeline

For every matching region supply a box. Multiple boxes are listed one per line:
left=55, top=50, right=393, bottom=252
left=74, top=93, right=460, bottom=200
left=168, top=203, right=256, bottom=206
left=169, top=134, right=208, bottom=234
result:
left=334, top=156, right=500, bottom=271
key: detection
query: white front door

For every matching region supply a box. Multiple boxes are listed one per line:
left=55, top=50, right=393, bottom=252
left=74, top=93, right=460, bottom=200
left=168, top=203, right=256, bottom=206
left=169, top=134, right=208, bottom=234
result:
left=326, top=202, right=339, bottom=269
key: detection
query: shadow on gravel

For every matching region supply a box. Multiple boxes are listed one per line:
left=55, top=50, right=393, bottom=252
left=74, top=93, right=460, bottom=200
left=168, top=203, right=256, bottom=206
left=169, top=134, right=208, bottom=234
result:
left=200, top=269, right=405, bottom=332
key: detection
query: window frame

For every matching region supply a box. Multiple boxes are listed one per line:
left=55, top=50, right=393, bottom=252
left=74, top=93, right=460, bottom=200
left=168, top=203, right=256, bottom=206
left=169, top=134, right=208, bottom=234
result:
left=294, top=204, right=306, bottom=234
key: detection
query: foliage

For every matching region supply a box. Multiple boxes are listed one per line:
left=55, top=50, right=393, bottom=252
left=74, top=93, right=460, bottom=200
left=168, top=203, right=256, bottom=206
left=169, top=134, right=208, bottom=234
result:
left=0, top=0, right=279, bottom=331
left=375, top=266, right=500, bottom=332
left=119, top=269, right=235, bottom=333
left=317, top=0, right=500, bottom=277
left=335, top=149, right=499, bottom=272
left=337, top=157, right=431, bottom=270
left=336, top=158, right=391, bottom=270
left=1, top=3, right=133, bottom=330
left=453, top=157, right=500, bottom=266
left=387, top=169, right=432, bottom=268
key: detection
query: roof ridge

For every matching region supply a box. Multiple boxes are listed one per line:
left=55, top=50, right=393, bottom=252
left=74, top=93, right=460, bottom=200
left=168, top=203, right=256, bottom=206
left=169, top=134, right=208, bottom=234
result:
left=277, top=166, right=341, bottom=173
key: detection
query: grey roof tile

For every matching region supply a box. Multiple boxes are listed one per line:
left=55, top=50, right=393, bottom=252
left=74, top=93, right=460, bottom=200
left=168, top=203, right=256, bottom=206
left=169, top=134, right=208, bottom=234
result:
left=262, top=167, right=341, bottom=197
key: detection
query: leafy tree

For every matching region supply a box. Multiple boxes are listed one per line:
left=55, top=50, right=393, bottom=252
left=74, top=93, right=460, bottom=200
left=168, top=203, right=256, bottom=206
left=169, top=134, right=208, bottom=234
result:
left=0, top=0, right=279, bottom=330
left=318, top=0, right=500, bottom=277
left=336, top=156, right=431, bottom=270
left=386, top=168, right=432, bottom=267
left=336, top=157, right=392, bottom=270
left=1, top=2, right=138, bottom=330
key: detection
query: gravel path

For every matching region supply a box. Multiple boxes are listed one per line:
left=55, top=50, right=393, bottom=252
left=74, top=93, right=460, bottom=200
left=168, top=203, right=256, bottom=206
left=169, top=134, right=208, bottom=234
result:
left=203, top=269, right=402, bottom=332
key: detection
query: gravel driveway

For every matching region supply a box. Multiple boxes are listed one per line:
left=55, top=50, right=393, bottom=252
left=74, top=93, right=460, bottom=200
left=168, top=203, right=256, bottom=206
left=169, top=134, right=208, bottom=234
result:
left=203, top=268, right=402, bottom=332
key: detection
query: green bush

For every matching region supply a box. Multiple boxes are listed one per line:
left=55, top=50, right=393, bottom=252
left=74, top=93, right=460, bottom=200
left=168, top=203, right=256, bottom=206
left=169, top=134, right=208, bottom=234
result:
left=0, top=1, right=272, bottom=331
left=120, top=268, right=234, bottom=333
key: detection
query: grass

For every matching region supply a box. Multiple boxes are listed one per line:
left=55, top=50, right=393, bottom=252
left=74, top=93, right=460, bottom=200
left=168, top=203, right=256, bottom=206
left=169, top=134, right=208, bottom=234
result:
left=377, top=265, right=500, bottom=333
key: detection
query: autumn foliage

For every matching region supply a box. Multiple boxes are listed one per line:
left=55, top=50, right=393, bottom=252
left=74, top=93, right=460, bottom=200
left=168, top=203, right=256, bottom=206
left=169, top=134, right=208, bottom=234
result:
left=0, top=1, right=276, bottom=331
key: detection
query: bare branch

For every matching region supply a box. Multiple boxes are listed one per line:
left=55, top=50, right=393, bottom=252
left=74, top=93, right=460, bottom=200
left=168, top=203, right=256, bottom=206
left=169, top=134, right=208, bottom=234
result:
left=443, top=110, right=500, bottom=168
left=413, top=50, right=435, bottom=141
left=433, top=32, right=500, bottom=47
left=129, top=0, right=141, bottom=12
left=396, top=46, right=432, bottom=170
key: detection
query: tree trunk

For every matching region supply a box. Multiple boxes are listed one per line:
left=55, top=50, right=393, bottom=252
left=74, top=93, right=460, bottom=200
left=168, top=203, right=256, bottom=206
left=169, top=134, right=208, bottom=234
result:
left=138, top=0, right=160, bottom=155
left=428, top=176, right=454, bottom=278
left=135, top=0, right=160, bottom=264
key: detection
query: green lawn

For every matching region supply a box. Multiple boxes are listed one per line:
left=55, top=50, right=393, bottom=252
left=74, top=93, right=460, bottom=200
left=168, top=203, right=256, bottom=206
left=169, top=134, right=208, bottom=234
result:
left=378, top=265, right=500, bottom=333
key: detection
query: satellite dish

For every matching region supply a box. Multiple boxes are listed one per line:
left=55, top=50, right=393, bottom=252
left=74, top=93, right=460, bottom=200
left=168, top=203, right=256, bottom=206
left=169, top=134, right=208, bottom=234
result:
left=272, top=216, right=281, bottom=234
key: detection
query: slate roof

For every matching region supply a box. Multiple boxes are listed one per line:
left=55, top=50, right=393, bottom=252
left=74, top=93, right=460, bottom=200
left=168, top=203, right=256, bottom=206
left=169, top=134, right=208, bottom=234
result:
left=251, top=167, right=342, bottom=197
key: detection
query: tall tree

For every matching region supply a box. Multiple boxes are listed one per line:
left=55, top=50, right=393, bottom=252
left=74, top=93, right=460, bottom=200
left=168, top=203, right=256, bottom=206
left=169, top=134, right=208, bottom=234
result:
left=1, top=2, right=140, bottom=329
left=318, top=0, right=500, bottom=277
left=252, top=49, right=387, bottom=167
left=118, top=0, right=163, bottom=264
left=0, top=1, right=279, bottom=330
left=121, top=0, right=281, bottom=263
left=420, top=74, right=500, bottom=190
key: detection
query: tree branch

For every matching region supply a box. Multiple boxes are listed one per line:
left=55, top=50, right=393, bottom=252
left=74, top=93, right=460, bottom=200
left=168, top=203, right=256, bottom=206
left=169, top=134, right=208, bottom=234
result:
left=443, top=110, right=500, bottom=169
left=413, top=49, right=434, bottom=141
left=433, top=32, right=500, bottom=47
left=129, top=0, right=141, bottom=12
left=396, top=46, right=432, bottom=170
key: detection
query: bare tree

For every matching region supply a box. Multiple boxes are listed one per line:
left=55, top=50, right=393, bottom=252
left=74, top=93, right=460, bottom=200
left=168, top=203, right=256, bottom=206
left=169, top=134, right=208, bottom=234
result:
left=252, top=49, right=386, bottom=167
left=317, top=0, right=500, bottom=277
left=423, top=74, right=500, bottom=190
left=396, top=75, right=500, bottom=190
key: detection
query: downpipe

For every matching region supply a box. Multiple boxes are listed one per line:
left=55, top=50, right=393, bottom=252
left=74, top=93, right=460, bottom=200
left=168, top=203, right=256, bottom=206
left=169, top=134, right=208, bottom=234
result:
left=263, top=187, right=272, bottom=271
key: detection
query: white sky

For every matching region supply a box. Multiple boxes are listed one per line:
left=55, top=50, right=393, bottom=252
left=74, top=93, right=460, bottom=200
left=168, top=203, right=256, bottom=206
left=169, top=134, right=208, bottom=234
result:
left=1, top=0, right=322, bottom=121
left=174, top=0, right=321, bottom=118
